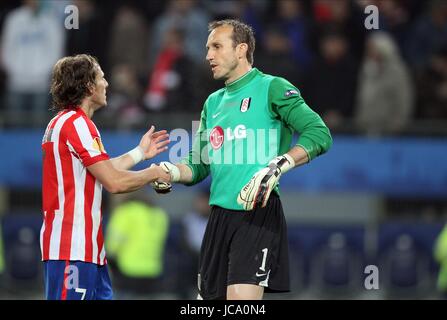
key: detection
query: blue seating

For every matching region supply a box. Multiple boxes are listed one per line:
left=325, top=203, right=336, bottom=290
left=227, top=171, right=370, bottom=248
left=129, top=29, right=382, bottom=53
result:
left=287, top=225, right=366, bottom=298
left=376, top=223, right=442, bottom=299
left=1, top=212, right=43, bottom=294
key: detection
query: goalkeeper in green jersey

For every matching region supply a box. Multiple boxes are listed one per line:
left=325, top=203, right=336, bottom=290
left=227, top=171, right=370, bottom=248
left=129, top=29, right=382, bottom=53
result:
left=152, top=19, right=332, bottom=300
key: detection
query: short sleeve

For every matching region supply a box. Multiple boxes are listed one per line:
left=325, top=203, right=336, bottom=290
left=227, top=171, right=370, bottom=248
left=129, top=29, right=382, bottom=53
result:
left=65, top=116, right=110, bottom=167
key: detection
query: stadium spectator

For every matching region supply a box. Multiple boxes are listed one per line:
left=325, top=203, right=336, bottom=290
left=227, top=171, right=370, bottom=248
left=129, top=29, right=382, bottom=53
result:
left=203, top=0, right=267, bottom=41
left=375, top=0, right=412, bottom=57
left=355, top=32, right=414, bottom=135
left=106, top=5, right=150, bottom=125
left=149, top=0, right=210, bottom=66
left=303, top=30, right=358, bottom=130
left=108, top=5, right=149, bottom=77
left=0, top=0, right=64, bottom=127
left=106, top=65, right=144, bottom=128
left=415, top=45, right=447, bottom=120
left=311, top=0, right=366, bottom=61
left=272, top=0, right=313, bottom=70
left=255, top=24, right=301, bottom=87
left=406, top=0, right=447, bottom=70
left=65, top=0, right=109, bottom=74
left=106, top=191, right=169, bottom=298
left=40, top=0, right=70, bottom=23
left=143, top=27, right=198, bottom=112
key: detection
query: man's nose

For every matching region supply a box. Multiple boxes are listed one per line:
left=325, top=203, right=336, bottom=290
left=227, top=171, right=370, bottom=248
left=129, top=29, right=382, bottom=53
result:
left=206, top=51, right=213, bottom=62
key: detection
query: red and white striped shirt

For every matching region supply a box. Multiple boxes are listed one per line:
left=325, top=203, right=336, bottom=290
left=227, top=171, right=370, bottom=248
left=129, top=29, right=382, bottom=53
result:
left=41, top=108, right=110, bottom=265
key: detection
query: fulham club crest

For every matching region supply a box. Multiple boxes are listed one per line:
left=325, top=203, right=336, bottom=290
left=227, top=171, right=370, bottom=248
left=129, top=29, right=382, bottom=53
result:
left=240, top=97, right=251, bottom=112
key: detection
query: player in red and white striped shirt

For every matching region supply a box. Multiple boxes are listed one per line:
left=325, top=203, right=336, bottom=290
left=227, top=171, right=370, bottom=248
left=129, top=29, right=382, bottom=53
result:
left=41, top=54, right=171, bottom=300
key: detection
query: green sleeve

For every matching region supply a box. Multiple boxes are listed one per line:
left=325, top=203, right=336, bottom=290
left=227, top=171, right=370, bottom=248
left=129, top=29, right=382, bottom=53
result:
left=180, top=100, right=211, bottom=185
left=268, top=77, right=332, bottom=161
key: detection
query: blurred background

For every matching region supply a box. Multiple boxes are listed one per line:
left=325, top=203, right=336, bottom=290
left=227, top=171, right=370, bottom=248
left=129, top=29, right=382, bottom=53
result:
left=0, top=0, right=446, bottom=300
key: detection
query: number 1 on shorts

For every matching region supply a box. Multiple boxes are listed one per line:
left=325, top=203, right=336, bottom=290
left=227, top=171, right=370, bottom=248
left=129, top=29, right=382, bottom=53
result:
left=260, top=248, right=268, bottom=272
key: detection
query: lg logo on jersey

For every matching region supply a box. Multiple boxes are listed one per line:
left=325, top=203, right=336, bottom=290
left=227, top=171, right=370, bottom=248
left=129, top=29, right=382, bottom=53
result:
left=209, top=125, right=247, bottom=150
left=210, top=126, right=224, bottom=149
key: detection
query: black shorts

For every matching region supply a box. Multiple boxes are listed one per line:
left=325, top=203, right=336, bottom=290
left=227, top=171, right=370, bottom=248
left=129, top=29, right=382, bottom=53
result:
left=198, top=193, right=290, bottom=300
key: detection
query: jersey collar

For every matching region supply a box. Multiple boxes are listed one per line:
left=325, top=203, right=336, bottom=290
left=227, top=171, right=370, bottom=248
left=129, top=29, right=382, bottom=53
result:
left=225, top=68, right=259, bottom=92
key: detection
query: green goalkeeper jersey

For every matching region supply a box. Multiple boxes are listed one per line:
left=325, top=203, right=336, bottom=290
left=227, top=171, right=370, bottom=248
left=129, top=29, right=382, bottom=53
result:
left=182, top=68, right=332, bottom=210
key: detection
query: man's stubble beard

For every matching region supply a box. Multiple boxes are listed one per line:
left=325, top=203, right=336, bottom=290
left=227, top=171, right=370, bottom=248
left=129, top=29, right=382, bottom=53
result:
left=217, top=58, right=239, bottom=82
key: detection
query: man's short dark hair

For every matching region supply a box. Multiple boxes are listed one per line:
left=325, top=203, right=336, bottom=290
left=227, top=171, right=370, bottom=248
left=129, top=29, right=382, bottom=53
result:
left=50, top=54, right=99, bottom=111
left=208, top=19, right=255, bottom=65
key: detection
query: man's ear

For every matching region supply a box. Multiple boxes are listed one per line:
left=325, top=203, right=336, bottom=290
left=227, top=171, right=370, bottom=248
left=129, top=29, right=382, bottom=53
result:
left=237, top=43, right=248, bottom=60
left=86, top=83, right=95, bottom=96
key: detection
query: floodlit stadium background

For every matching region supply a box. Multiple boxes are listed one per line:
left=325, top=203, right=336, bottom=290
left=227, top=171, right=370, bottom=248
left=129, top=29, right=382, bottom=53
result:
left=0, top=0, right=447, bottom=300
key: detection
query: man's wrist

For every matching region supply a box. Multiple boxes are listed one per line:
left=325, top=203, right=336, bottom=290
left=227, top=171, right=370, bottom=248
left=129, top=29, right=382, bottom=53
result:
left=128, top=146, right=144, bottom=165
left=270, top=153, right=295, bottom=174
left=160, top=162, right=180, bottom=182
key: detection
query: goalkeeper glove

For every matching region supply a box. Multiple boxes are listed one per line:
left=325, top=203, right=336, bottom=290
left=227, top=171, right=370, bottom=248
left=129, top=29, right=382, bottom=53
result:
left=237, top=154, right=295, bottom=210
left=150, top=162, right=180, bottom=194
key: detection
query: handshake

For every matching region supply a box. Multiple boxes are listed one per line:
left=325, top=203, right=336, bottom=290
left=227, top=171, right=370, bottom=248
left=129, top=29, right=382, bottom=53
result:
left=150, top=162, right=180, bottom=194
left=150, top=154, right=295, bottom=211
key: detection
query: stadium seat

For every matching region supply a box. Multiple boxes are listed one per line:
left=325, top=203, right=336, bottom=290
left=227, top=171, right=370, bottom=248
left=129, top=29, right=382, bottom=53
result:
left=1, top=213, right=43, bottom=297
left=308, top=231, right=365, bottom=299
left=378, top=232, right=434, bottom=299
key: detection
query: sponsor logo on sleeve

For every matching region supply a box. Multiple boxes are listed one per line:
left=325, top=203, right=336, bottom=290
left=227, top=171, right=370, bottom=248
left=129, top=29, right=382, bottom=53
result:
left=284, top=89, right=299, bottom=97
left=92, top=137, right=106, bottom=153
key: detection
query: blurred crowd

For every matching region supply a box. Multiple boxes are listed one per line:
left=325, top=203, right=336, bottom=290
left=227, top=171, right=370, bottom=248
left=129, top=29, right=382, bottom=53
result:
left=0, top=0, right=446, bottom=134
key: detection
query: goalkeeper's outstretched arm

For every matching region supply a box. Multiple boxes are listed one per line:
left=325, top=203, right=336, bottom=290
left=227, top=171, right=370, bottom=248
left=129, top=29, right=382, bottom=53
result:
left=176, top=163, right=194, bottom=183
left=159, top=163, right=194, bottom=184
left=152, top=101, right=211, bottom=192
left=150, top=162, right=196, bottom=194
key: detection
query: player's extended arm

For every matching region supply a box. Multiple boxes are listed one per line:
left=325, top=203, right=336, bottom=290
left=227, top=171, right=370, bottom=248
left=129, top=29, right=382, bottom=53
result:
left=176, top=163, right=193, bottom=183
left=87, top=159, right=170, bottom=194
left=154, top=162, right=194, bottom=184
left=151, top=103, right=211, bottom=193
left=110, top=126, right=170, bottom=170
left=150, top=162, right=194, bottom=193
